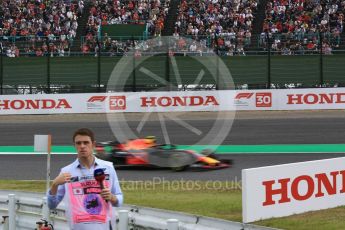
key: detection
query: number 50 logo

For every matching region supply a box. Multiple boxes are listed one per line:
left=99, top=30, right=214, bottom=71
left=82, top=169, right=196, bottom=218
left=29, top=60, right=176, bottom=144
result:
left=109, top=96, right=126, bottom=110
left=256, top=93, right=272, bottom=107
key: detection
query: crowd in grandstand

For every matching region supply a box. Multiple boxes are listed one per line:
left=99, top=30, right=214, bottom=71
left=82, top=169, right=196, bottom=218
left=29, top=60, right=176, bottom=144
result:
left=0, top=0, right=344, bottom=56
left=261, top=0, right=345, bottom=54
left=0, top=0, right=83, bottom=57
left=86, top=0, right=169, bottom=35
left=82, top=0, right=170, bottom=55
left=173, top=0, right=258, bottom=55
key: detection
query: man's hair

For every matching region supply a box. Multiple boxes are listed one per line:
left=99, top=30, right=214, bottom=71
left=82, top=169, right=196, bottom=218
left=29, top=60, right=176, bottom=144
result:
left=73, top=128, right=95, bottom=142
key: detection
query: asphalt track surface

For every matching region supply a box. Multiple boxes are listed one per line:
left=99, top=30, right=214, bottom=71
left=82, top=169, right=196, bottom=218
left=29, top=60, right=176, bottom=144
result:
left=1, top=110, right=345, bottom=181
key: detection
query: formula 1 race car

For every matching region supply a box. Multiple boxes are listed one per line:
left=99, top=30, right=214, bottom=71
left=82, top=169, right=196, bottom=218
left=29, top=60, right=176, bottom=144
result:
left=94, top=137, right=231, bottom=171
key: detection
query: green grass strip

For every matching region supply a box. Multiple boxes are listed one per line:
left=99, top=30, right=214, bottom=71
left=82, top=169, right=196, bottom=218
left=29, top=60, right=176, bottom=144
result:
left=178, top=144, right=345, bottom=154
left=0, top=146, right=74, bottom=152
left=1, top=144, right=345, bottom=154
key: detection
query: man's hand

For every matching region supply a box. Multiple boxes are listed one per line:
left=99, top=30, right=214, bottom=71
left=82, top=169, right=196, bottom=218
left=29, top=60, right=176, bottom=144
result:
left=53, top=173, right=72, bottom=186
left=50, top=172, right=72, bottom=195
left=100, top=187, right=118, bottom=205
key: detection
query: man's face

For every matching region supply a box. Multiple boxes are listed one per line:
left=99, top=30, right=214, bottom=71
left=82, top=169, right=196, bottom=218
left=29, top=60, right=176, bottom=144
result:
left=74, top=135, right=95, bottom=159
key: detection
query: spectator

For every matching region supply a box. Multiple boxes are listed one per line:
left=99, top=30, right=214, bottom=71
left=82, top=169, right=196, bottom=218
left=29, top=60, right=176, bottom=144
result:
left=0, top=0, right=80, bottom=56
left=263, top=0, right=345, bottom=52
left=175, top=0, right=258, bottom=54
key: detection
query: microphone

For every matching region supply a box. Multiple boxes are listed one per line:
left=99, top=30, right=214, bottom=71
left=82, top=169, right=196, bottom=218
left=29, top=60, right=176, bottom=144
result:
left=94, top=168, right=105, bottom=189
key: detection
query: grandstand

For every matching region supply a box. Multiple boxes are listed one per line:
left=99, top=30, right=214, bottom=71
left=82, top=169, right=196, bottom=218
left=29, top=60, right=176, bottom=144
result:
left=0, top=0, right=345, bottom=93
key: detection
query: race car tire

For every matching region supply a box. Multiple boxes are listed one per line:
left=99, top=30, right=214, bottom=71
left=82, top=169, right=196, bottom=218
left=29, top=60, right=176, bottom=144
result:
left=171, top=165, right=187, bottom=172
left=168, top=151, right=195, bottom=171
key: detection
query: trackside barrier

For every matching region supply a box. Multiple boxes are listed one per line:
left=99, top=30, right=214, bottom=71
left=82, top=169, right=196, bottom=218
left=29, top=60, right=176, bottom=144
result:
left=167, top=219, right=178, bottom=230
left=0, top=190, right=279, bottom=230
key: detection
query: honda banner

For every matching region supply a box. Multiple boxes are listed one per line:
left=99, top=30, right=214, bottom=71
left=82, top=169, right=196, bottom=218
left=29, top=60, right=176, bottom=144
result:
left=0, top=88, right=345, bottom=115
left=0, top=91, right=236, bottom=115
left=242, top=157, right=345, bottom=223
left=233, top=88, right=345, bottom=110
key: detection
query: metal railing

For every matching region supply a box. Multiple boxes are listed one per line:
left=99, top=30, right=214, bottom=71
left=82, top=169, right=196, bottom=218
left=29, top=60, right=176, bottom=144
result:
left=0, top=190, right=279, bottom=230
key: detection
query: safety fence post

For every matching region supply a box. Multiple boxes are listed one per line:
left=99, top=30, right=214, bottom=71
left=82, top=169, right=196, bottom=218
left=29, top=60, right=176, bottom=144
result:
left=167, top=218, right=179, bottom=230
left=118, top=210, right=129, bottom=230
left=42, top=197, right=50, bottom=221
left=8, top=194, right=16, bottom=230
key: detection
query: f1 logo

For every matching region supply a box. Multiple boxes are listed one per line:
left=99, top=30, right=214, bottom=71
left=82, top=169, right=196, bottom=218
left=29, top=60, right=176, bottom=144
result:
left=109, top=96, right=126, bottom=110
left=87, top=96, right=107, bottom=102
left=256, top=93, right=272, bottom=107
left=235, top=93, right=254, bottom=100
